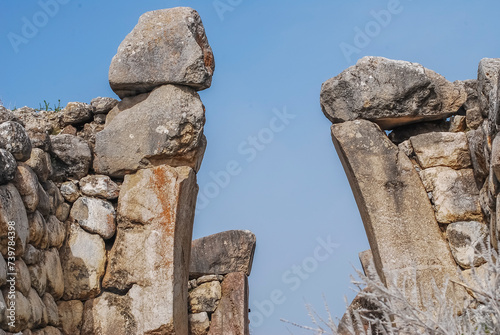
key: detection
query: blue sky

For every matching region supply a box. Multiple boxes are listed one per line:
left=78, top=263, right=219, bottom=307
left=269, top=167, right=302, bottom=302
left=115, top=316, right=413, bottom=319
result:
left=1, top=1, right=500, bottom=334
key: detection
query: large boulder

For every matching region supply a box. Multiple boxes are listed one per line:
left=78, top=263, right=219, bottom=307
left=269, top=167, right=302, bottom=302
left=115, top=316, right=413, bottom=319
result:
left=331, top=119, right=467, bottom=309
left=190, top=230, right=256, bottom=278
left=94, top=84, right=206, bottom=177
left=0, top=183, right=29, bottom=256
left=0, top=121, right=32, bottom=161
left=49, top=134, right=91, bottom=181
left=0, top=149, right=17, bottom=185
left=447, top=221, right=488, bottom=269
left=109, top=7, right=215, bottom=98
left=321, top=57, right=466, bottom=129
left=410, top=132, right=471, bottom=169
left=70, top=197, right=116, bottom=240
left=60, top=223, right=106, bottom=300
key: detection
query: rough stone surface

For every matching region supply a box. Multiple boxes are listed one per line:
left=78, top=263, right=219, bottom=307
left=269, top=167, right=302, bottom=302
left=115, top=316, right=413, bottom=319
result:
left=0, top=256, right=6, bottom=287
left=94, top=84, right=205, bottom=177
left=0, top=149, right=16, bottom=185
left=466, top=107, right=483, bottom=130
left=1, top=290, right=31, bottom=332
left=59, top=181, right=80, bottom=203
left=410, top=132, right=471, bottom=169
left=0, top=183, right=29, bottom=256
left=477, top=58, right=500, bottom=124
left=23, top=244, right=42, bottom=265
left=208, top=272, right=249, bottom=335
left=449, top=115, right=466, bottom=132
left=42, top=293, right=59, bottom=327
left=15, top=259, right=32, bottom=296
left=37, top=185, right=51, bottom=218
left=388, top=120, right=448, bottom=144
left=109, top=7, right=215, bottom=98
left=491, top=134, right=500, bottom=181
left=27, top=287, right=47, bottom=328
left=79, top=175, right=119, bottom=200
left=0, top=121, right=32, bottom=161
left=46, top=215, right=65, bottom=248
left=25, top=148, right=52, bottom=182
left=420, top=167, right=483, bottom=224
left=55, top=202, right=70, bottom=222
left=461, top=263, right=495, bottom=300
left=96, top=165, right=198, bottom=334
left=331, top=119, right=466, bottom=309
left=42, top=248, right=64, bottom=300
left=188, top=312, right=210, bottom=335
left=13, top=164, right=40, bottom=212
left=61, top=102, right=94, bottom=126
left=196, top=274, right=223, bottom=286
left=70, top=197, right=116, bottom=239
left=60, top=223, right=106, bottom=300
left=90, top=97, right=118, bottom=114
left=28, top=211, right=48, bottom=250
left=190, top=230, right=256, bottom=278
left=0, top=106, right=19, bottom=124
left=447, top=221, right=488, bottom=269
left=320, top=57, right=466, bottom=129
left=105, top=92, right=150, bottom=127
left=189, top=281, right=221, bottom=313
left=462, top=79, right=480, bottom=112
left=57, top=300, right=83, bottom=335
left=467, top=126, right=489, bottom=183
left=337, top=287, right=382, bottom=335
left=49, top=134, right=91, bottom=181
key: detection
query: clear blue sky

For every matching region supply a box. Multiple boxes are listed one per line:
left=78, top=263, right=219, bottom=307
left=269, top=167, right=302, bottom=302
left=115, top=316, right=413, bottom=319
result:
left=1, top=1, right=499, bottom=334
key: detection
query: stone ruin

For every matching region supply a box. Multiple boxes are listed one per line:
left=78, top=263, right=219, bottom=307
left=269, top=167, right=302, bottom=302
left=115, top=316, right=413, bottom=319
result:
left=321, top=56, right=500, bottom=331
left=1, top=5, right=499, bottom=335
left=0, top=7, right=255, bottom=335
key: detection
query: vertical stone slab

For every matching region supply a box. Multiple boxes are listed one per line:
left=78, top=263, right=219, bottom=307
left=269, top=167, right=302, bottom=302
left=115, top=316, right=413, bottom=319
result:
left=207, top=272, right=249, bottom=335
left=331, top=119, right=465, bottom=308
left=85, top=165, right=198, bottom=334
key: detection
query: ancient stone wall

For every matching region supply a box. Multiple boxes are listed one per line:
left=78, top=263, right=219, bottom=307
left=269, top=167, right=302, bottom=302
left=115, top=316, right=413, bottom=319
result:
left=0, top=7, right=254, bottom=335
left=321, top=56, right=500, bottom=329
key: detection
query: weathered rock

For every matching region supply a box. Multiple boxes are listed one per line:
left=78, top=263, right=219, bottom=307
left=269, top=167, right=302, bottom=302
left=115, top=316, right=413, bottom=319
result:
left=388, top=120, right=448, bottom=144
left=477, top=58, right=500, bottom=122
left=320, top=57, right=466, bottom=129
left=59, top=181, right=80, bottom=203
left=25, top=149, right=52, bottom=182
left=23, top=244, right=42, bottom=265
left=190, top=230, right=256, bottom=278
left=13, top=107, right=62, bottom=135
left=58, top=300, right=83, bottom=335
left=94, top=85, right=205, bottom=177
left=61, top=102, right=94, bottom=126
left=49, top=134, right=91, bottom=181
left=0, top=106, right=19, bottom=124
left=105, top=92, right=150, bottom=127
left=1, top=290, right=31, bottom=332
left=55, top=202, right=70, bottom=222
left=42, top=293, right=59, bottom=327
left=208, top=272, right=249, bottom=335
left=0, top=256, right=6, bottom=286
left=93, top=113, right=106, bottom=124
left=28, top=211, right=48, bottom=249
left=98, top=166, right=198, bottom=334
left=466, top=107, right=483, bottom=130
left=109, top=7, right=215, bottom=98
left=70, top=197, right=116, bottom=240
left=447, top=221, right=488, bottom=269
left=76, top=122, right=104, bottom=154
left=188, top=312, right=210, bottom=335
left=42, top=248, right=64, bottom=300
left=196, top=274, right=223, bottom=286
left=491, top=134, right=500, bottom=181
left=27, top=129, right=51, bottom=152
left=358, top=249, right=377, bottom=279
left=32, top=326, right=62, bottom=335
left=37, top=185, right=51, bottom=218
left=189, top=281, right=221, bottom=313
left=410, top=132, right=471, bottom=169
left=13, top=164, right=40, bottom=212
left=0, top=150, right=17, bottom=185
left=467, top=126, right=489, bottom=183
left=90, top=97, right=118, bottom=114
left=60, top=223, right=106, bottom=300
left=29, top=262, right=47, bottom=296
left=41, top=181, right=64, bottom=217
left=461, top=263, right=495, bottom=299
left=419, top=167, right=483, bottom=224
left=28, top=287, right=47, bottom=328
left=15, top=259, right=32, bottom=296
left=331, top=119, right=466, bottom=309
left=462, top=79, right=480, bottom=112
left=46, top=215, right=65, bottom=248
left=0, top=183, right=29, bottom=256
left=449, top=115, right=466, bottom=132
left=0, top=293, right=6, bottom=327
left=79, top=175, right=119, bottom=200
left=60, top=125, right=77, bottom=136
left=0, top=121, right=32, bottom=161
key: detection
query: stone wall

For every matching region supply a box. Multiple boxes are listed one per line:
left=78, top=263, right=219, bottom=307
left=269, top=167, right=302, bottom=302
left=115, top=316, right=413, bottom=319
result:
left=321, top=56, right=500, bottom=328
left=0, top=7, right=254, bottom=335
